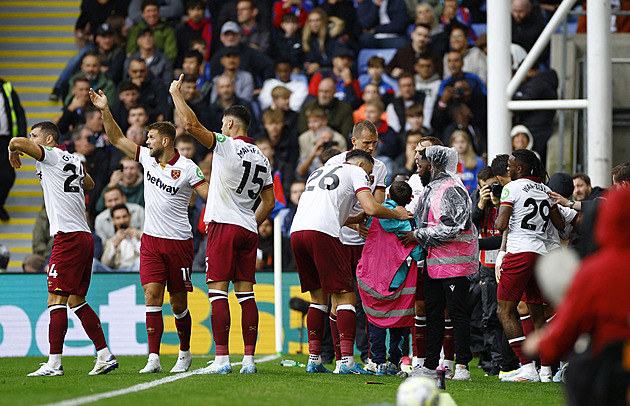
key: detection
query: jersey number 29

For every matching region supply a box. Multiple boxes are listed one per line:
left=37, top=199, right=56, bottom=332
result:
left=520, top=198, right=551, bottom=232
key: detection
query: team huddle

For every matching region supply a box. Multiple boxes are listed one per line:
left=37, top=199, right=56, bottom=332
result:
left=8, top=73, right=568, bottom=381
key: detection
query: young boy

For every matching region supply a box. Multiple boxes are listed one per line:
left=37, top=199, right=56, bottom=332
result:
left=356, top=181, right=426, bottom=375
left=359, top=56, right=395, bottom=105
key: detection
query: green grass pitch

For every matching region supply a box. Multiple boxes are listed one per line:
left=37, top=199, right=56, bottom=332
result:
left=1, top=355, right=564, bottom=406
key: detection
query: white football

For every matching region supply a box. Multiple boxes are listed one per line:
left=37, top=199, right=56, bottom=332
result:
left=396, top=377, right=439, bottom=406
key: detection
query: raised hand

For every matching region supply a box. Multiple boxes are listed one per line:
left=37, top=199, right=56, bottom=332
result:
left=89, top=88, right=108, bottom=110
left=169, top=74, right=183, bottom=95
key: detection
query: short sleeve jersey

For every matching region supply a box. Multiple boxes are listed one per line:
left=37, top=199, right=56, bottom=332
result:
left=545, top=205, right=578, bottom=251
left=36, top=145, right=91, bottom=235
left=325, top=151, right=387, bottom=245
left=136, top=146, right=206, bottom=240
left=204, top=134, right=273, bottom=234
left=500, top=177, right=554, bottom=254
left=290, top=163, right=372, bottom=238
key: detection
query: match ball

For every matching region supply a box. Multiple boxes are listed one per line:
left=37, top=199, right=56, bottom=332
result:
left=396, top=377, right=439, bottom=406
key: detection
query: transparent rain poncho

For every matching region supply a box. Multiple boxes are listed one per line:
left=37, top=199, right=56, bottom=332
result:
left=413, top=146, right=478, bottom=247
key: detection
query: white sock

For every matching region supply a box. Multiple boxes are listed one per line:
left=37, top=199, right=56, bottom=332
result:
left=179, top=349, right=191, bottom=358
left=48, top=354, right=62, bottom=368
left=148, top=353, right=159, bottom=362
left=522, top=362, right=537, bottom=374
left=540, top=365, right=552, bottom=375
left=242, top=355, right=254, bottom=365
left=443, top=359, right=454, bottom=371
left=214, top=355, right=230, bottom=364
left=308, top=354, right=322, bottom=365
left=97, top=347, right=112, bottom=361
left=342, top=356, right=355, bottom=368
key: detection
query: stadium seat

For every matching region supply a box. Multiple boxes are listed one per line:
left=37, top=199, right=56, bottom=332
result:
left=471, top=23, right=487, bottom=37
left=357, top=48, right=398, bottom=75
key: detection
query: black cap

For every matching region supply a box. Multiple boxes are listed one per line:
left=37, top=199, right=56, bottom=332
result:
left=333, top=46, right=353, bottom=59
left=95, top=23, right=114, bottom=36
left=219, top=46, right=240, bottom=57
left=548, top=172, right=573, bottom=199
left=138, top=26, right=154, bottom=37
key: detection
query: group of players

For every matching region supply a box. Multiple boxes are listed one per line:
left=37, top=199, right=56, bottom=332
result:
left=10, top=71, right=570, bottom=381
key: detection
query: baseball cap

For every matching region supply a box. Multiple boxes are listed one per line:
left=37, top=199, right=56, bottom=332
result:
left=219, top=46, right=240, bottom=58
left=221, top=21, right=241, bottom=35
left=333, top=46, right=353, bottom=59
left=95, top=23, right=114, bottom=36
left=138, top=26, right=154, bottom=37
left=548, top=172, right=574, bottom=199
left=0, top=244, right=9, bottom=270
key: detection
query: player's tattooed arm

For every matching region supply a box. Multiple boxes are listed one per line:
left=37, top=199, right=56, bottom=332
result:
left=89, top=88, right=137, bottom=159
left=170, top=74, right=216, bottom=150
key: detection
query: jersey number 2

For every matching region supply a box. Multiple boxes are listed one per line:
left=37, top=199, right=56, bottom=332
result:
left=520, top=198, right=551, bottom=232
left=63, top=164, right=81, bottom=193
left=236, top=161, right=267, bottom=200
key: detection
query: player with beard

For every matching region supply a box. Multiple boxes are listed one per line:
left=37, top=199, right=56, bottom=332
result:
left=494, top=149, right=564, bottom=382
left=90, top=88, right=209, bottom=374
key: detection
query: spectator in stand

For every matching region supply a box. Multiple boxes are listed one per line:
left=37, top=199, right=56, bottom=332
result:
left=414, top=55, right=441, bottom=130
left=255, top=218, right=274, bottom=271
left=209, top=21, right=275, bottom=86
left=259, top=109, right=299, bottom=191
left=415, top=3, right=443, bottom=35
left=126, top=0, right=178, bottom=65
left=176, top=74, right=211, bottom=137
left=572, top=173, right=605, bottom=202
left=93, top=23, right=126, bottom=84
left=56, top=76, right=92, bottom=137
left=280, top=180, right=306, bottom=237
left=124, top=28, right=174, bottom=86
left=175, top=0, right=211, bottom=68
left=74, top=0, right=128, bottom=49
left=96, top=156, right=144, bottom=213
left=511, top=0, right=548, bottom=64
left=237, top=0, right=271, bottom=53
left=64, top=52, right=116, bottom=107
left=111, top=82, right=141, bottom=135
left=353, top=83, right=387, bottom=124
left=510, top=124, right=539, bottom=159
left=127, top=0, right=184, bottom=25
left=100, top=204, right=142, bottom=271
left=123, top=58, right=171, bottom=122
left=298, top=77, right=354, bottom=137
left=302, top=8, right=336, bottom=76
left=271, top=12, right=304, bottom=70
left=259, top=60, right=309, bottom=112
left=366, top=99, right=400, bottom=164
left=95, top=186, right=145, bottom=242
left=320, top=0, right=361, bottom=46
left=207, top=74, right=259, bottom=137
left=437, top=51, right=486, bottom=99
left=450, top=129, right=484, bottom=193
left=298, top=105, right=347, bottom=159
left=393, top=130, right=423, bottom=177
left=309, top=46, right=361, bottom=109
left=439, top=0, right=475, bottom=41
left=265, top=86, right=300, bottom=131
left=512, top=62, right=558, bottom=164
left=356, top=0, right=410, bottom=49
left=359, top=56, right=395, bottom=106
left=386, top=73, right=425, bottom=134
left=403, top=103, right=427, bottom=135
left=296, top=127, right=338, bottom=180
left=209, top=47, right=254, bottom=102
left=387, top=23, right=443, bottom=80
left=272, top=0, right=314, bottom=29
left=443, top=27, right=486, bottom=84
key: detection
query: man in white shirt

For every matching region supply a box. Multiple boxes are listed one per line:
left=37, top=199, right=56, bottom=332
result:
left=170, top=74, right=276, bottom=374
left=90, top=88, right=209, bottom=375
left=94, top=186, right=144, bottom=242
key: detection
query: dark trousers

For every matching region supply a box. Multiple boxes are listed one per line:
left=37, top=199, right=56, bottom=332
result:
left=368, top=322, right=405, bottom=365
left=479, top=265, right=505, bottom=364
left=423, top=268, right=472, bottom=369
left=0, top=137, right=16, bottom=211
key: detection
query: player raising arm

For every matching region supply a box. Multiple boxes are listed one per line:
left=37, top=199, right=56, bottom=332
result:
left=170, top=74, right=275, bottom=374
left=90, top=88, right=208, bottom=374
left=9, top=122, right=117, bottom=377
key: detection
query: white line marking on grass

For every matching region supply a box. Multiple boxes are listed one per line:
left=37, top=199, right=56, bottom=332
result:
left=39, top=354, right=280, bottom=406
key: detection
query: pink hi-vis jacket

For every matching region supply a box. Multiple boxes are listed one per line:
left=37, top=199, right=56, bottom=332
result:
left=357, top=218, right=417, bottom=328
left=423, top=178, right=478, bottom=279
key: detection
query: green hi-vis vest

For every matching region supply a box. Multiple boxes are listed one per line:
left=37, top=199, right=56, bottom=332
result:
left=2, top=81, right=18, bottom=137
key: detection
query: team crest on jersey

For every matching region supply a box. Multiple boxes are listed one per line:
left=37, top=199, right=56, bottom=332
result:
left=216, top=133, right=226, bottom=143
left=196, top=167, right=205, bottom=179
left=501, top=187, right=510, bottom=201
left=171, top=169, right=181, bottom=180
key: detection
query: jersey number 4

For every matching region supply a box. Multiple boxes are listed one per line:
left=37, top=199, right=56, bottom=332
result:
left=520, top=198, right=551, bottom=232
left=305, top=166, right=341, bottom=191
left=236, top=160, right=267, bottom=200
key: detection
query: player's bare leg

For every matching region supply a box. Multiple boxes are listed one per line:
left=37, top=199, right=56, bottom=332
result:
left=201, top=280, right=232, bottom=374
left=305, top=288, right=332, bottom=373
left=234, top=280, right=258, bottom=373
left=140, top=282, right=166, bottom=373
left=169, top=291, right=192, bottom=373
left=497, top=299, right=539, bottom=381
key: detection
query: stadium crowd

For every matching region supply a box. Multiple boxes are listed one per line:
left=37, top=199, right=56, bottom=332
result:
left=2, top=0, right=630, bottom=398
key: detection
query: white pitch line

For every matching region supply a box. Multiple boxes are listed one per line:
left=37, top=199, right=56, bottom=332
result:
left=39, top=354, right=280, bottom=406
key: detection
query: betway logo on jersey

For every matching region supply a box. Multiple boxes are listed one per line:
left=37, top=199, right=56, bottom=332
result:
left=146, top=171, right=180, bottom=195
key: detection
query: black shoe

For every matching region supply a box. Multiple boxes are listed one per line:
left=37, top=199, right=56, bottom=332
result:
left=485, top=363, right=500, bottom=376
left=49, top=88, right=61, bottom=102
left=0, top=207, right=9, bottom=222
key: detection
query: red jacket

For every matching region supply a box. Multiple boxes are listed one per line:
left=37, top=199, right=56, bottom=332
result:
left=537, top=188, right=630, bottom=362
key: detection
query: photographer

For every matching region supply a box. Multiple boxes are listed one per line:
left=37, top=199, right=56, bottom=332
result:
left=100, top=204, right=142, bottom=271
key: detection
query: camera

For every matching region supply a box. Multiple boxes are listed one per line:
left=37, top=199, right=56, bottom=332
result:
left=119, top=223, right=128, bottom=229
left=490, top=182, right=503, bottom=198
left=322, top=141, right=339, bottom=150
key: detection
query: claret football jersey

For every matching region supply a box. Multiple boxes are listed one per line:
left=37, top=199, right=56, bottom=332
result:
left=203, top=134, right=273, bottom=234
left=36, top=145, right=91, bottom=235
left=136, top=146, right=206, bottom=240
left=325, top=151, right=387, bottom=245
left=500, top=177, right=554, bottom=255
left=290, top=163, right=372, bottom=239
